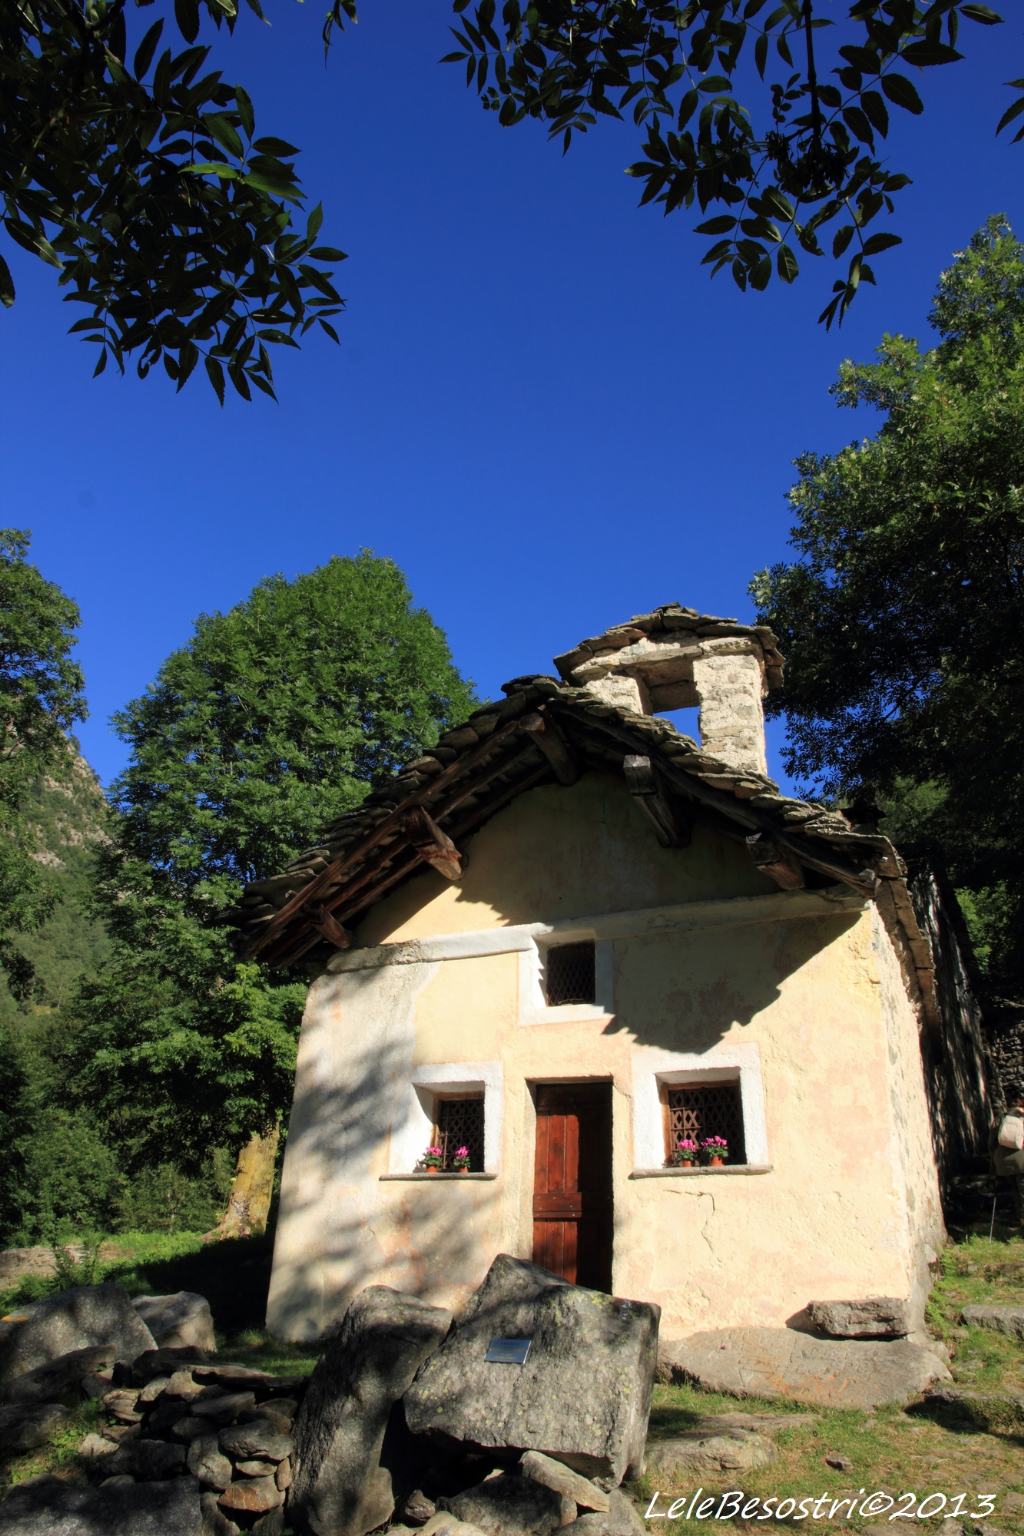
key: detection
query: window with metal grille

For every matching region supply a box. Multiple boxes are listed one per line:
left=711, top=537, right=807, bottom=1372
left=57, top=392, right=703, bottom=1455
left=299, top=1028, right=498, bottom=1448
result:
left=433, top=1094, right=485, bottom=1172
left=665, top=1081, right=746, bottom=1164
left=543, top=941, right=596, bottom=1006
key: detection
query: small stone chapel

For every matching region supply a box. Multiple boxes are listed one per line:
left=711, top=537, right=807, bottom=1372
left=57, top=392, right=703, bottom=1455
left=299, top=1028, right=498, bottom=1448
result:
left=229, top=606, right=990, bottom=1354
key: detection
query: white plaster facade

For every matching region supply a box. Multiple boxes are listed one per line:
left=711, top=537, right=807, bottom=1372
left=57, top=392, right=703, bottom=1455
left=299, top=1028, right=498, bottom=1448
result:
left=267, top=773, right=946, bottom=1346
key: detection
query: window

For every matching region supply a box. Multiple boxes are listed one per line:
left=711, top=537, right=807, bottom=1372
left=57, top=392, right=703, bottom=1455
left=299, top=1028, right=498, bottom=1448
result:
left=543, top=941, right=596, bottom=1006
left=433, top=1093, right=485, bottom=1172
left=664, top=1079, right=746, bottom=1164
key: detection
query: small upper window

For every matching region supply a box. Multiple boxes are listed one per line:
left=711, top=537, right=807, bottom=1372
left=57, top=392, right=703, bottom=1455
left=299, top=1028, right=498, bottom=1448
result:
left=665, top=1080, right=747, bottom=1165
left=543, top=941, right=596, bottom=1006
left=433, top=1093, right=484, bottom=1171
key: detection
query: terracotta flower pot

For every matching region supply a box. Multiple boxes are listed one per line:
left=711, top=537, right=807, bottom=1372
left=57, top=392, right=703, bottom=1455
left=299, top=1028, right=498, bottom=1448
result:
left=708, top=1156, right=725, bottom=1167
left=426, top=1167, right=440, bottom=1175
left=458, top=1166, right=470, bottom=1175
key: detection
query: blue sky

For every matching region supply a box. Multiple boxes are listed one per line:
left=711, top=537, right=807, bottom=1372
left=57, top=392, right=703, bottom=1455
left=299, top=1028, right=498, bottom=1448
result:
left=4, top=3, right=1022, bottom=790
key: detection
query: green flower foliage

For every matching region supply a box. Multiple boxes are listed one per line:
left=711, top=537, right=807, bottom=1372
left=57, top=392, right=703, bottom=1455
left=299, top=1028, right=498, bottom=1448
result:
left=63, top=552, right=476, bottom=1170
left=752, top=215, right=1024, bottom=982
left=446, top=0, right=1011, bottom=325
left=0, top=530, right=87, bottom=999
left=1, top=0, right=345, bottom=399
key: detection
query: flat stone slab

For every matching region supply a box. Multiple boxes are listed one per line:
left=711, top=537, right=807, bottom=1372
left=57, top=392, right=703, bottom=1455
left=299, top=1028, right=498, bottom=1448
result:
left=0, top=1477, right=202, bottom=1536
left=806, top=1298, right=911, bottom=1339
left=914, top=1386, right=1024, bottom=1432
left=961, top=1305, right=1024, bottom=1341
left=404, top=1254, right=659, bottom=1484
left=441, top=1473, right=566, bottom=1534
left=0, top=1289, right=155, bottom=1396
left=662, top=1327, right=950, bottom=1409
left=643, top=1425, right=775, bottom=1479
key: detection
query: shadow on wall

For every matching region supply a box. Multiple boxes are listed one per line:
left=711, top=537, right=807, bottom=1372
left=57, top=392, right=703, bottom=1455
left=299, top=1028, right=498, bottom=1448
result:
left=267, top=1028, right=500, bottom=1342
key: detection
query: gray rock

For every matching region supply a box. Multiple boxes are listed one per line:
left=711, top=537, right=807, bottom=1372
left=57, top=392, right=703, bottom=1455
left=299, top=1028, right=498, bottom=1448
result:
left=218, top=1417, right=293, bottom=1462
left=0, top=1476, right=202, bottom=1535
left=520, top=1451, right=609, bottom=1512
left=251, top=1512, right=285, bottom=1536
left=217, top=1476, right=284, bottom=1514
left=806, top=1298, right=911, bottom=1339
left=101, top=1386, right=143, bottom=1422
left=402, top=1489, right=437, bottom=1524
left=138, top=1376, right=173, bottom=1404
left=404, top=1254, right=659, bottom=1485
left=189, top=1391, right=258, bottom=1424
left=199, top=1491, right=239, bottom=1536
left=0, top=1288, right=155, bottom=1395
left=418, top=1519, right=489, bottom=1536
left=2, top=1346, right=118, bottom=1405
left=130, top=1349, right=213, bottom=1385
left=961, top=1305, right=1024, bottom=1341
left=187, top=1433, right=233, bottom=1490
left=663, top=1326, right=950, bottom=1409
left=915, top=1386, right=1024, bottom=1432
left=557, top=1490, right=646, bottom=1536
left=274, top=1457, right=292, bottom=1491
left=291, top=1285, right=452, bottom=1536
left=131, top=1294, right=216, bottom=1354
left=643, top=1425, right=775, bottom=1479
left=106, top=1437, right=188, bottom=1479
left=77, top=1432, right=117, bottom=1459
left=441, top=1472, right=566, bottom=1534
left=0, top=1401, right=67, bottom=1452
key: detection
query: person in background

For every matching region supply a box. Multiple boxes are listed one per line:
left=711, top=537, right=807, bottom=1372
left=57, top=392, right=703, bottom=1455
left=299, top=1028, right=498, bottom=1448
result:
left=994, top=1085, right=1024, bottom=1226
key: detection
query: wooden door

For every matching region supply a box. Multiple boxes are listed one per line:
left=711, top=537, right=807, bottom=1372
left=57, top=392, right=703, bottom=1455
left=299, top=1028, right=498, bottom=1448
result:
left=532, top=1083, right=612, bottom=1291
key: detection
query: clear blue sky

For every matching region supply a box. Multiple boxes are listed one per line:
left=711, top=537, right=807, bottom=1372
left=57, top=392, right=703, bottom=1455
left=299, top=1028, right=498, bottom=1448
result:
left=4, top=4, right=1022, bottom=790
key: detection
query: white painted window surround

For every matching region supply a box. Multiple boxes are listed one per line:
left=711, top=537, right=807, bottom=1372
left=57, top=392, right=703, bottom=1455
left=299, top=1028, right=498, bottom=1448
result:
left=387, top=1060, right=503, bottom=1176
left=518, top=931, right=614, bottom=1026
left=631, top=1043, right=769, bottom=1170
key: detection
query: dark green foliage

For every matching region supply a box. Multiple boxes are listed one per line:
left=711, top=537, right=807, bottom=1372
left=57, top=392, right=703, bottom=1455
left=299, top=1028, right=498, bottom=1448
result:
left=2, top=0, right=344, bottom=400
left=447, top=0, right=1012, bottom=324
left=0, top=530, right=87, bottom=1000
left=752, top=216, right=1024, bottom=983
left=63, top=552, right=475, bottom=1180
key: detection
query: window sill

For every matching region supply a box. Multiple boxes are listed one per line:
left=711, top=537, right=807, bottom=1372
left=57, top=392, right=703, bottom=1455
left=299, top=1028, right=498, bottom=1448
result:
left=379, top=1172, right=497, bottom=1181
left=630, top=1164, right=772, bottom=1178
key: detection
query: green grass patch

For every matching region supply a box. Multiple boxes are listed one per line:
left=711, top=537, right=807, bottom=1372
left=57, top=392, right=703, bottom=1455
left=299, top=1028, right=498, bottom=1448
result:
left=0, top=1400, right=103, bottom=1493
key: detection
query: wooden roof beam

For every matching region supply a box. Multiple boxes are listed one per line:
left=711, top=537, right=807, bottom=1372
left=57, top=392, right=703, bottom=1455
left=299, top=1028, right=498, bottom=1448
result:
left=746, top=833, right=804, bottom=891
left=521, top=710, right=580, bottom=786
left=404, top=807, right=462, bottom=881
left=623, top=754, right=692, bottom=848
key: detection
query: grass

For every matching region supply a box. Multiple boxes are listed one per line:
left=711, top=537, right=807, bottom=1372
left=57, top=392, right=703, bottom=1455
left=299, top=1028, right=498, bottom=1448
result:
left=631, top=1232, right=1024, bottom=1534
left=1, top=1400, right=104, bottom=1492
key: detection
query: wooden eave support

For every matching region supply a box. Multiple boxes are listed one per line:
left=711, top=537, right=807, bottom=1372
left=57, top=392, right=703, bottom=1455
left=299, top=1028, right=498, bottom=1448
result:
left=623, top=754, right=692, bottom=848
left=404, top=806, right=463, bottom=881
left=309, top=905, right=354, bottom=950
left=521, top=710, right=580, bottom=785
left=746, top=833, right=805, bottom=891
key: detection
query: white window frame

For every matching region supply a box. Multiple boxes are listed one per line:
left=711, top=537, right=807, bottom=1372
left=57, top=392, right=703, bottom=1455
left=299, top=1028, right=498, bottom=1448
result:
left=387, top=1060, right=503, bottom=1175
left=631, top=1043, right=768, bottom=1170
left=518, top=931, right=614, bottom=1025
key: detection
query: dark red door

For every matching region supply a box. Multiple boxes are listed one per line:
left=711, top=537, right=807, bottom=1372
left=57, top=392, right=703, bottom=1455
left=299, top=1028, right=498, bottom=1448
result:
left=532, top=1082, right=612, bottom=1291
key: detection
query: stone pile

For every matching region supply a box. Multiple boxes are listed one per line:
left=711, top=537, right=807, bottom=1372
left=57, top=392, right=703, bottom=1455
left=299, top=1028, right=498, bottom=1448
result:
left=1, top=1260, right=660, bottom=1536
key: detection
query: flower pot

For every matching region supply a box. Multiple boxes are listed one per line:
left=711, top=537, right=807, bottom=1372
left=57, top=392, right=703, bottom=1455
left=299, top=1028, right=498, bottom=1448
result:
left=708, top=1156, right=725, bottom=1167
left=458, top=1166, right=470, bottom=1175
left=426, top=1167, right=440, bottom=1175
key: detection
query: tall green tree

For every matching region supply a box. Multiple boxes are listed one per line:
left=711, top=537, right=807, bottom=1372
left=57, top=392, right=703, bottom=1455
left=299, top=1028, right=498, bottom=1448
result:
left=3, top=0, right=1021, bottom=398
left=0, top=529, right=86, bottom=999
left=66, top=552, right=476, bottom=1226
left=752, top=215, right=1024, bottom=983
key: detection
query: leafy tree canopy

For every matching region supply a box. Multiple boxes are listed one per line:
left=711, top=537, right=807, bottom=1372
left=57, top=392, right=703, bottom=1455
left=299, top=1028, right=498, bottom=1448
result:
left=64, top=552, right=476, bottom=1168
left=751, top=215, right=1024, bottom=983
left=3, top=0, right=1020, bottom=399
left=0, top=529, right=86, bottom=995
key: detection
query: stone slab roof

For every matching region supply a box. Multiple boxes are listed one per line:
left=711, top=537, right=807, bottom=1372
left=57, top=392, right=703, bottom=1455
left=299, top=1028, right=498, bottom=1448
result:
left=553, top=604, right=785, bottom=689
left=222, top=675, right=938, bottom=1024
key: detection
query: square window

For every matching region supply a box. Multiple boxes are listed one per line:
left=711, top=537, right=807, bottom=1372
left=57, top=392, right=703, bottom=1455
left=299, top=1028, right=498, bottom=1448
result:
left=432, top=1093, right=485, bottom=1171
left=664, top=1080, right=746, bottom=1165
left=543, top=941, right=596, bottom=1006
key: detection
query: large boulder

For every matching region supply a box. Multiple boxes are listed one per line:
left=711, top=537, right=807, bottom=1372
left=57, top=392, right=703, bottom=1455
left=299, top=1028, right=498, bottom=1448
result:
left=2, top=1346, right=117, bottom=1406
left=805, top=1298, right=911, bottom=1339
left=0, top=1401, right=68, bottom=1453
left=557, top=1490, right=646, bottom=1536
left=0, top=1476, right=202, bottom=1536
left=662, top=1327, right=950, bottom=1409
left=290, top=1285, right=452, bottom=1536
left=403, top=1255, right=659, bottom=1486
left=643, top=1424, right=775, bottom=1480
left=961, top=1305, right=1024, bottom=1342
left=0, top=1287, right=155, bottom=1396
left=439, top=1471, right=567, bottom=1534
left=131, top=1294, right=216, bottom=1353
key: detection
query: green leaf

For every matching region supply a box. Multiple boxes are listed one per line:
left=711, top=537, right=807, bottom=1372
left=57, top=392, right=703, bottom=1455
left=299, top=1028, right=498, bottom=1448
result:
left=695, top=215, right=737, bottom=234
left=174, top=0, right=201, bottom=43
left=996, top=95, right=1024, bottom=135
left=235, top=86, right=255, bottom=138
left=960, top=4, right=1001, bottom=21
left=182, top=161, right=239, bottom=178
left=0, top=254, right=14, bottom=308
left=241, top=172, right=302, bottom=203
left=862, top=231, right=902, bottom=256
left=133, top=18, right=164, bottom=79
left=900, top=41, right=962, bottom=66
left=881, top=73, right=924, bottom=114
left=204, top=114, right=244, bottom=159
left=253, top=136, right=301, bottom=157
left=776, top=244, right=798, bottom=283
left=205, top=356, right=226, bottom=405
